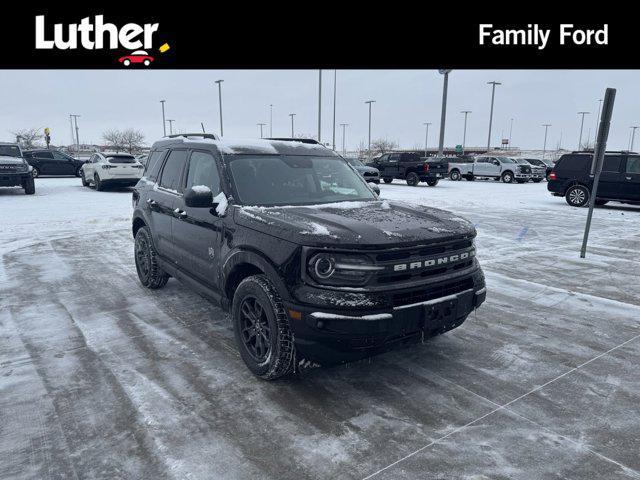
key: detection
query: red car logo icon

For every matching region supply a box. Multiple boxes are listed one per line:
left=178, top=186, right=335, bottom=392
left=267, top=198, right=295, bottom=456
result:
left=118, top=50, right=154, bottom=67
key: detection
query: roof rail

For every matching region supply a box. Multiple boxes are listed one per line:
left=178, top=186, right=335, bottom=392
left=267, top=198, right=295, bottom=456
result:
left=167, top=133, right=220, bottom=140
left=570, top=150, right=637, bottom=154
left=265, top=137, right=321, bottom=145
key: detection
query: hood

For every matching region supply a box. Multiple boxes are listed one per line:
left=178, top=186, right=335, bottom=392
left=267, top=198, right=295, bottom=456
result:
left=234, top=200, right=475, bottom=248
left=354, top=165, right=379, bottom=174
left=0, top=155, right=25, bottom=165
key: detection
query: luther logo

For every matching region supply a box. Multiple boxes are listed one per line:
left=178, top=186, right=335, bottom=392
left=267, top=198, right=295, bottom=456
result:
left=35, top=15, right=171, bottom=66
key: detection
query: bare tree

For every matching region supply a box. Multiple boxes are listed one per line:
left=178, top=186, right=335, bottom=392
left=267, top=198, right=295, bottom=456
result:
left=370, top=138, right=398, bottom=155
left=103, top=130, right=125, bottom=151
left=12, top=128, right=43, bottom=149
left=120, top=129, right=145, bottom=154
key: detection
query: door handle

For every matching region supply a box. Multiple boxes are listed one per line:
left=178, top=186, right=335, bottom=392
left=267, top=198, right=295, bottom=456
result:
left=146, top=198, right=157, bottom=208
left=174, top=208, right=187, bottom=219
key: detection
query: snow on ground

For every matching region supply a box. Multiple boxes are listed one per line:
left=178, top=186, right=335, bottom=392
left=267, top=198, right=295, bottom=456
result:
left=1, top=177, right=640, bottom=479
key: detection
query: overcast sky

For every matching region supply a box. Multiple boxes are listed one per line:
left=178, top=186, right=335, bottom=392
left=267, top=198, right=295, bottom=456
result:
left=1, top=69, right=639, bottom=151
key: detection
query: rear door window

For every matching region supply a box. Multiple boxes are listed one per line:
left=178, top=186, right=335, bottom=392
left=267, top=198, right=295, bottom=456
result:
left=159, top=149, right=188, bottom=193
left=557, top=155, right=588, bottom=171
left=145, top=150, right=166, bottom=180
left=602, top=156, right=622, bottom=172
left=626, top=156, right=640, bottom=174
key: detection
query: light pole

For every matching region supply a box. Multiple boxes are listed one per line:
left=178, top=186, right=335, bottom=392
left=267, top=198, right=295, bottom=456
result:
left=460, top=111, right=471, bottom=154
left=486, top=81, right=501, bottom=152
left=577, top=112, right=590, bottom=150
left=317, top=70, right=322, bottom=142
left=594, top=99, right=603, bottom=144
left=257, top=123, right=266, bottom=138
left=269, top=104, right=273, bottom=137
left=215, top=80, right=224, bottom=137
left=332, top=70, right=337, bottom=150
left=160, top=100, right=166, bottom=137
left=630, top=126, right=639, bottom=152
left=423, top=122, right=432, bottom=157
left=340, top=123, right=348, bottom=156
left=365, top=100, right=375, bottom=154
left=437, top=69, right=451, bottom=157
left=542, top=124, right=551, bottom=158
left=70, top=114, right=81, bottom=154
left=289, top=113, right=296, bottom=137
left=166, top=119, right=175, bottom=135
left=508, top=117, right=514, bottom=150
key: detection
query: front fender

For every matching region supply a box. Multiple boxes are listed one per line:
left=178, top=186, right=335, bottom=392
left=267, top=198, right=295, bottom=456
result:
left=222, top=249, right=293, bottom=302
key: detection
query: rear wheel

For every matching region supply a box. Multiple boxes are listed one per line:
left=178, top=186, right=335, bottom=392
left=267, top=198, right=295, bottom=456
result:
left=565, top=185, right=590, bottom=207
left=426, top=178, right=439, bottom=187
left=81, top=171, right=90, bottom=187
left=94, top=174, right=104, bottom=191
left=232, top=275, right=294, bottom=380
left=406, top=172, right=419, bottom=186
left=383, top=178, right=393, bottom=184
left=23, top=177, right=35, bottom=195
left=449, top=170, right=461, bottom=181
left=501, top=171, right=514, bottom=183
left=75, top=167, right=83, bottom=177
left=134, top=226, right=169, bottom=289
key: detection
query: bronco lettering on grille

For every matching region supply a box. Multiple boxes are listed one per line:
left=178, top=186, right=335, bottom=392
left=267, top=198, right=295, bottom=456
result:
left=393, top=250, right=475, bottom=272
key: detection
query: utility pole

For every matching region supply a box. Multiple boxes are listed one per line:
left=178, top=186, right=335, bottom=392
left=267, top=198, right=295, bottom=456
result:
left=365, top=100, right=375, bottom=154
left=577, top=111, right=590, bottom=150
left=70, top=114, right=81, bottom=154
left=69, top=115, right=75, bottom=152
left=460, top=111, right=471, bottom=154
left=542, top=124, right=551, bottom=158
left=269, top=104, right=273, bottom=137
left=340, top=123, right=348, bottom=156
left=317, top=70, right=322, bottom=142
left=332, top=70, right=337, bottom=150
left=289, top=113, right=296, bottom=137
left=215, top=80, right=224, bottom=137
left=630, top=126, right=639, bottom=152
left=423, top=122, right=432, bottom=157
left=594, top=99, right=603, bottom=144
left=486, top=81, right=501, bottom=152
left=257, top=123, right=266, bottom=138
left=166, top=119, right=175, bottom=135
left=160, top=100, right=167, bottom=137
left=508, top=118, right=514, bottom=150
left=437, top=69, right=451, bottom=157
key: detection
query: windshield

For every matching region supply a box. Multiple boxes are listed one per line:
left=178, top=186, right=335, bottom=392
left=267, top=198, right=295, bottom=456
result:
left=498, top=157, right=517, bottom=163
left=0, top=145, right=22, bottom=158
left=227, top=155, right=377, bottom=206
left=346, top=158, right=364, bottom=167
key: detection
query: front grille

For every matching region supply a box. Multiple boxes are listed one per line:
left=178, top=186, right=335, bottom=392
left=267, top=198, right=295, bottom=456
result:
left=391, top=277, right=474, bottom=307
left=0, top=164, right=18, bottom=172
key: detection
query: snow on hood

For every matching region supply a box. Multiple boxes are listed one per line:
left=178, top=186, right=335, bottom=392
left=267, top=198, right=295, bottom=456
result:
left=0, top=155, right=26, bottom=165
left=235, top=200, right=475, bottom=247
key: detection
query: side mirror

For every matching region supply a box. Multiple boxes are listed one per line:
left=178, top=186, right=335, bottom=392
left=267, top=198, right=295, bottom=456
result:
left=368, top=182, right=380, bottom=196
left=184, top=186, right=213, bottom=208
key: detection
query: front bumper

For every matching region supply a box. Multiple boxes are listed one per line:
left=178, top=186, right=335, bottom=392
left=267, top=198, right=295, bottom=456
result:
left=285, top=267, right=486, bottom=364
left=0, top=172, right=31, bottom=187
left=514, top=173, right=532, bottom=179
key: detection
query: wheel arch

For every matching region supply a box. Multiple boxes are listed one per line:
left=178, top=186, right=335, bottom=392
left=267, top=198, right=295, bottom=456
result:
left=132, top=215, right=147, bottom=238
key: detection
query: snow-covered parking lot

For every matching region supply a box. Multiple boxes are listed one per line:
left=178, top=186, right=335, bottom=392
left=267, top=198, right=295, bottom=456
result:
left=1, top=177, right=640, bottom=479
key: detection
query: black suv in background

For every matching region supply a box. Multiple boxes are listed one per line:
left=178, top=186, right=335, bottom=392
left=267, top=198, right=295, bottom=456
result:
left=132, top=135, right=485, bottom=379
left=23, top=149, right=85, bottom=177
left=372, top=152, right=448, bottom=186
left=548, top=151, right=640, bottom=206
left=0, top=142, right=35, bottom=194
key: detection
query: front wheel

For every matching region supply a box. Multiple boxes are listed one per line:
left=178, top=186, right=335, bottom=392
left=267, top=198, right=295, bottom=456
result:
left=565, top=185, right=590, bottom=207
left=31, top=167, right=39, bottom=178
left=406, top=172, right=419, bottom=186
left=383, top=178, right=393, bottom=184
left=232, top=275, right=294, bottom=380
left=449, top=170, right=461, bottom=181
left=23, top=177, right=35, bottom=195
left=501, top=171, right=514, bottom=183
left=134, top=226, right=169, bottom=289
left=426, top=178, right=439, bottom=187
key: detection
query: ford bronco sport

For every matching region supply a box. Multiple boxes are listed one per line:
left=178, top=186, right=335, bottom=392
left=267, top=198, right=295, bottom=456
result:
left=132, top=134, right=486, bottom=379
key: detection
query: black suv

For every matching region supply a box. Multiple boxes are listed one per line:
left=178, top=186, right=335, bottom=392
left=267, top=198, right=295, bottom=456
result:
left=23, top=149, right=85, bottom=178
left=0, top=142, right=35, bottom=194
left=548, top=151, right=640, bottom=207
left=132, top=135, right=486, bottom=379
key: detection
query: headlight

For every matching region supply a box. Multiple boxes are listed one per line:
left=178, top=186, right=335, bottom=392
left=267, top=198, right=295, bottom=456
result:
left=307, top=252, right=383, bottom=287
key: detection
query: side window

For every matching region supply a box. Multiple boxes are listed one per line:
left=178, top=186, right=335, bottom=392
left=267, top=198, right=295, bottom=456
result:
left=388, top=154, right=400, bottom=163
left=159, top=150, right=188, bottom=192
left=557, top=155, right=587, bottom=171
left=23, top=151, right=33, bottom=159
left=185, top=151, right=221, bottom=195
left=602, top=156, right=622, bottom=172
left=52, top=151, right=69, bottom=161
left=38, top=151, right=54, bottom=160
left=145, top=150, right=166, bottom=180
left=92, top=155, right=100, bottom=163
left=378, top=154, right=388, bottom=163
left=626, top=156, right=640, bottom=174
left=476, top=158, right=486, bottom=163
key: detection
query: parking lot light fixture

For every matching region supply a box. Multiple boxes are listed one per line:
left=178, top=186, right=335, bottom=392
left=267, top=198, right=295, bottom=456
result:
left=70, top=114, right=81, bottom=154
left=340, top=123, right=348, bottom=156
left=630, top=126, right=639, bottom=152
left=594, top=99, right=603, bottom=144
left=486, top=81, right=501, bottom=152
left=423, top=122, right=432, bottom=157
left=542, top=124, right=551, bottom=158
left=437, top=70, right=452, bottom=157
left=317, top=70, right=322, bottom=142
left=160, top=100, right=166, bottom=137
left=166, top=119, right=175, bottom=135
left=215, top=80, right=224, bottom=137
left=269, top=105, right=273, bottom=137
left=460, top=111, right=471, bottom=154
left=365, top=100, right=376, bottom=154
left=289, top=113, right=296, bottom=137
left=577, top=111, right=590, bottom=150
left=508, top=117, right=514, bottom=150
left=257, top=123, right=266, bottom=138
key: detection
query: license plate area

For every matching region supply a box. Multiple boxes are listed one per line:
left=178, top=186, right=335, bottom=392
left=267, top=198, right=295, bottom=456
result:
left=423, top=298, right=458, bottom=332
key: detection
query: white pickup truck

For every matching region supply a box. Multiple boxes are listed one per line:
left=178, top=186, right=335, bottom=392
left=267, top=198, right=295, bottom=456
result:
left=448, top=156, right=532, bottom=183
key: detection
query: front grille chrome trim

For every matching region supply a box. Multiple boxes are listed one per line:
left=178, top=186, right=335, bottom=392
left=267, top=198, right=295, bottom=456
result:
left=393, top=288, right=475, bottom=311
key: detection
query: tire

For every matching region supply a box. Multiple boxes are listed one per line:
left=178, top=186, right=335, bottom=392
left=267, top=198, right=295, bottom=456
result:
left=31, top=167, right=39, bottom=178
left=426, top=178, right=439, bottom=187
left=134, top=226, right=169, bottom=289
left=565, top=185, right=590, bottom=207
left=81, top=172, right=90, bottom=187
left=23, top=177, right=35, bottom=195
left=75, top=167, right=83, bottom=177
left=532, top=178, right=543, bottom=183
left=232, top=275, right=294, bottom=380
left=383, top=178, right=393, bottom=184
left=144, top=60, right=151, bottom=66
left=406, top=172, right=419, bottom=186
left=123, top=59, right=131, bottom=66
left=449, top=170, right=461, bottom=181
left=94, top=174, right=104, bottom=191
left=501, top=171, right=514, bottom=183
left=595, top=199, right=609, bottom=206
